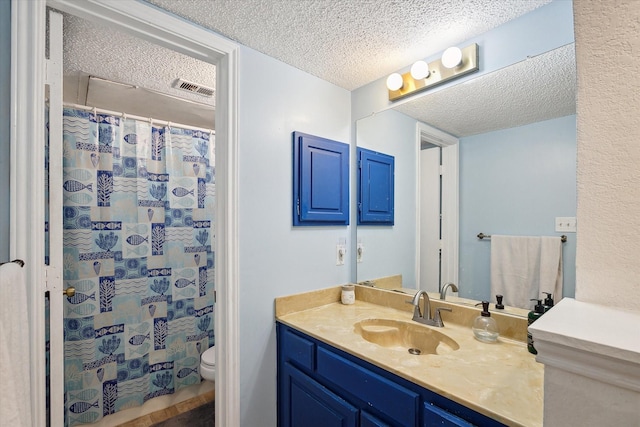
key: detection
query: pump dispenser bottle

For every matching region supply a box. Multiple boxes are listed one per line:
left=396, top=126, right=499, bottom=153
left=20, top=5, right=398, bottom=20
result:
left=527, top=299, right=545, bottom=354
left=472, top=301, right=499, bottom=343
left=542, top=292, right=555, bottom=312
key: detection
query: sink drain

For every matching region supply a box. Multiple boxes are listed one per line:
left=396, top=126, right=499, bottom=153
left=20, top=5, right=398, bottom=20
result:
left=408, top=348, right=422, bottom=355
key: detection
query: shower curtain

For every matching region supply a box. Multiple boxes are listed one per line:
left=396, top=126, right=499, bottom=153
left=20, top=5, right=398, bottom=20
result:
left=60, top=107, right=215, bottom=426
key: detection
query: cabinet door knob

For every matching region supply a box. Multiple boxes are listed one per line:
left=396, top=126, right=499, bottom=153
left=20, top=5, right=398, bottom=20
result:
left=63, top=287, right=76, bottom=298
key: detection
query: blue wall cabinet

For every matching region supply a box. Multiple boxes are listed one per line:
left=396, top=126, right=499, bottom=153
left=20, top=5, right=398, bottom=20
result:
left=357, top=148, right=394, bottom=225
left=293, top=132, right=349, bottom=226
left=277, top=322, right=505, bottom=427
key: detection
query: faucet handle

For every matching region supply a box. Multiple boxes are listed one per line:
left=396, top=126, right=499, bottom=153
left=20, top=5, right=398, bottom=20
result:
left=433, top=307, right=452, bottom=327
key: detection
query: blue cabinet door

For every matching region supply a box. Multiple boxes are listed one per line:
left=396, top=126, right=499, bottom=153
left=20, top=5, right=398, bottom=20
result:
left=281, top=362, right=358, bottom=427
left=293, top=132, right=349, bottom=226
left=358, top=147, right=394, bottom=225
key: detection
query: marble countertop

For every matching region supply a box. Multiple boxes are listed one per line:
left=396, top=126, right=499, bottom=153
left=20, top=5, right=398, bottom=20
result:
left=276, top=288, right=543, bottom=427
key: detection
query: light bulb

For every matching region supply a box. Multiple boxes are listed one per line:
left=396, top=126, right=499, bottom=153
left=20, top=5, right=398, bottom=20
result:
left=410, top=61, right=430, bottom=80
left=386, top=73, right=403, bottom=91
left=441, top=47, right=463, bottom=69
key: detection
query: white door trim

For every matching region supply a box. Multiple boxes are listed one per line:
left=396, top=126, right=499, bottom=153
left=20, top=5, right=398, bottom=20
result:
left=12, top=1, right=240, bottom=425
left=46, top=10, right=65, bottom=426
left=10, top=2, right=47, bottom=426
left=415, top=122, right=459, bottom=291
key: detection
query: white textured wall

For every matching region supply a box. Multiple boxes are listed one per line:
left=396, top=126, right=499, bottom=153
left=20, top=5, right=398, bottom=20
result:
left=574, top=0, right=640, bottom=312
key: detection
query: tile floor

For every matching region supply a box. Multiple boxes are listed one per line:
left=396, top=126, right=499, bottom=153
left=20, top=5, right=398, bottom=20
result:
left=117, top=390, right=215, bottom=427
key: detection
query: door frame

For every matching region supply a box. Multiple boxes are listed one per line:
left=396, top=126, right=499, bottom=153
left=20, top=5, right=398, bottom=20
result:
left=10, top=1, right=240, bottom=425
left=415, top=122, right=459, bottom=292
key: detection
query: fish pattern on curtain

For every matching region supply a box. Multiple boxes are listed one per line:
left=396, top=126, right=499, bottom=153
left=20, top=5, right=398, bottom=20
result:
left=61, top=108, right=215, bottom=426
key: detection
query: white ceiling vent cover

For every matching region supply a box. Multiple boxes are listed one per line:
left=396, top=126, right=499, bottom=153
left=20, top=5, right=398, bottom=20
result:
left=173, top=78, right=214, bottom=97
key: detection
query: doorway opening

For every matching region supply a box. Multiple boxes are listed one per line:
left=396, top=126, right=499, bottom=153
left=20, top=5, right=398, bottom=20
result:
left=11, top=1, right=239, bottom=426
left=416, top=122, right=459, bottom=294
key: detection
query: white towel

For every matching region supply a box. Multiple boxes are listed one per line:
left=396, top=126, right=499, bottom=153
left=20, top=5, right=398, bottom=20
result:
left=0, top=262, right=33, bottom=427
left=490, top=235, right=563, bottom=310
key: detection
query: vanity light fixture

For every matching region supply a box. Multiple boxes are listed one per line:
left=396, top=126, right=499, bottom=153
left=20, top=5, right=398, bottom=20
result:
left=441, top=46, right=463, bottom=69
left=386, top=43, right=479, bottom=101
left=386, top=73, right=404, bottom=91
left=410, top=60, right=430, bottom=80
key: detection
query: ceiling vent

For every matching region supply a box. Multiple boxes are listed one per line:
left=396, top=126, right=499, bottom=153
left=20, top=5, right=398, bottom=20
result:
left=173, top=78, right=214, bottom=97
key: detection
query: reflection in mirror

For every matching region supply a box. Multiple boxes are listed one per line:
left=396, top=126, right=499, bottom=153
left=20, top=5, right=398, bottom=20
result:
left=356, top=44, right=577, bottom=315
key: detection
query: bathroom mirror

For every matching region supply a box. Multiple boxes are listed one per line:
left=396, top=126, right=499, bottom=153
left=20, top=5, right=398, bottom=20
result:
left=355, top=44, right=577, bottom=312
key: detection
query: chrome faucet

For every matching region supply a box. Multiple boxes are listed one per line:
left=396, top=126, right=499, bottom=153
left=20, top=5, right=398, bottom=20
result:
left=440, top=282, right=458, bottom=300
left=408, top=290, right=452, bottom=327
left=410, top=290, right=431, bottom=323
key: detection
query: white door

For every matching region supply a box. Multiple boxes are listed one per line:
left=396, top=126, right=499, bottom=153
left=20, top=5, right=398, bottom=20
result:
left=419, top=146, right=441, bottom=292
left=416, top=122, right=459, bottom=294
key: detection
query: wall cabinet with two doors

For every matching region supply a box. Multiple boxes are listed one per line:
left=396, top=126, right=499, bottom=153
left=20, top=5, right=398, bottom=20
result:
left=292, top=132, right=394, bottom=226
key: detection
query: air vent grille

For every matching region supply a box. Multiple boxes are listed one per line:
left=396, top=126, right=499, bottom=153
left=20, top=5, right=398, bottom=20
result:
left=173, top=79, right=215, bottom=98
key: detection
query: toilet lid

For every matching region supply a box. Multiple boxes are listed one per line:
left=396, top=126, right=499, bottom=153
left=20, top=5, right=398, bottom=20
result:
left=202, top=347, right=216, bottom=366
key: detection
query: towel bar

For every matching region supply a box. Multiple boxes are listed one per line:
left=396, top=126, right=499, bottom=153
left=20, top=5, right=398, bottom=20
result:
left=477, top=233, right=567, bottom=243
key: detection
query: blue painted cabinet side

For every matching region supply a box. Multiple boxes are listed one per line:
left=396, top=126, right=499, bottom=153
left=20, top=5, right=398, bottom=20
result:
left=293, top=132, right=349, bottom=226
left=357, top=147, right=394, bottom=225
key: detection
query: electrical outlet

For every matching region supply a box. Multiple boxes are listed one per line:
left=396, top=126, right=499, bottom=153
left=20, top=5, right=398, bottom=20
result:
left=356, top=242, right=364, bottom=263
left=336, top=244, right=346, bottom=266
left=555, top=217, right=576, bottom=232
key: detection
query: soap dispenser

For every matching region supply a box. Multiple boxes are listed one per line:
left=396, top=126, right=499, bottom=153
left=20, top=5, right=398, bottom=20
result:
left=542, top=292, right=555, bottom=311
left=472, top=301, right=499, bottom=343
left=527, top=299, right=545, bottom=354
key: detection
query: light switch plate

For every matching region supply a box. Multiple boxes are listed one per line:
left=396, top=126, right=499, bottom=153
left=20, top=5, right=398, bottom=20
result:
left=555, top=217, right=576, bottom=232
left=356, top=242, right=364, bottom=263
left=336, top=244, right=346, bottom=266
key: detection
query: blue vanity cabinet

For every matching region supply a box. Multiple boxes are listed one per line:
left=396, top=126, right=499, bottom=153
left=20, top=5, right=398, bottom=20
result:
left=357, top=147, right=394, bottom=225
left=293, top=132, right=349, bottom=226
left=277, top=322, right=506, bottom=427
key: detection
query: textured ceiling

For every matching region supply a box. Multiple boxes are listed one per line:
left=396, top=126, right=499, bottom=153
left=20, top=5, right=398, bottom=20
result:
left=395, top=43, right=576, bottom=137
left=63, top=13, right=216, bottom=107
left=146, top=0, right=553, bottom=91
left=61, top=0, right=574, bottom=135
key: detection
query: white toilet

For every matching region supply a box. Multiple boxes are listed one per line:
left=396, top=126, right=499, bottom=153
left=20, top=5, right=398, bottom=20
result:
left=200, top=346, right=216, bottom=382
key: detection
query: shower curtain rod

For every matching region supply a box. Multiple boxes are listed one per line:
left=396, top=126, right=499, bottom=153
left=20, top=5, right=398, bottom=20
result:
left=63, top=102, right=215, bottom=134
